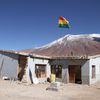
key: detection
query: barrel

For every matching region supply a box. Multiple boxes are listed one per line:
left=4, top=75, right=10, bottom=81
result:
left=50, top=74, right=55, bottom=82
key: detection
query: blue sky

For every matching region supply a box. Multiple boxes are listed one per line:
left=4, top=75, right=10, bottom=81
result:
left=0, top=0, right=100, bottom=50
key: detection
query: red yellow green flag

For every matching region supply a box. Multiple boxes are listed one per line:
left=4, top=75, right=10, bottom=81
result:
left=58, top=16, right=70, bottom=28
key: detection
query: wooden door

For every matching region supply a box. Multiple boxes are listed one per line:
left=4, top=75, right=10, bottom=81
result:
left=68, top=66, right=76, bottom=83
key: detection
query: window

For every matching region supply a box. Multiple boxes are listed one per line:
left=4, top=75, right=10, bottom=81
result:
left=35, top=64, right=46, bottom=78
left=92, top=65, right=96, bottom=79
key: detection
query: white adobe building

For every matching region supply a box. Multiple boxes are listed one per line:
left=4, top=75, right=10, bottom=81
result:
left=50, top=55, right=100, bottom=85
left=0, top=50, right=100, bottom=85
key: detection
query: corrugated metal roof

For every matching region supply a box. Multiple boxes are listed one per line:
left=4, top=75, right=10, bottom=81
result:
left=0, top=50, right=50, bottom=59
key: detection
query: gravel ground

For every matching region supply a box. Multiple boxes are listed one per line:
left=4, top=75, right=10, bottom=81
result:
left=0, top=80, right=100, bottom=100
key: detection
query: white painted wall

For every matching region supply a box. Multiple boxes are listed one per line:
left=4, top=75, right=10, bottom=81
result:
left=89, top=57, right=100, bottom=84
left=26, top=57, right=51, bottom=83
left=81, top=60, right=90, bottom=84
left=0, top=53, right=18, bottom=80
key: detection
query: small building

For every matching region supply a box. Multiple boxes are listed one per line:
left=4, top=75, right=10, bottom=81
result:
left=0, top=50, right=51, bottom=83
left=0, top=50, right=100, bottom=85
left=50, top=55, right=100, bottom=85
left=26, top=54, right=51, bottom=83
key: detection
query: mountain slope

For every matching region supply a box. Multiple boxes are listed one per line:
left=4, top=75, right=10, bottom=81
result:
left=22, top=34, right=100, bottom=57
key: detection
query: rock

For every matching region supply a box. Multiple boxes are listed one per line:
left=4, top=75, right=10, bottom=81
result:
left=46, top=82, right=61, bottom=92
left=2, top=76, right=9, bottom=80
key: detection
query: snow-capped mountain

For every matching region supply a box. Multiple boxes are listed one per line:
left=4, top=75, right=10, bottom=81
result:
left=21, top=34, right=100, bottom=57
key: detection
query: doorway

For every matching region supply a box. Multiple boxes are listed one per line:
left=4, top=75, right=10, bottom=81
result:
left=51, top=65, right=62, bottom=80
left=68, top=65, right=82, bottom=84
left=18, top=55, right=27, bottom=81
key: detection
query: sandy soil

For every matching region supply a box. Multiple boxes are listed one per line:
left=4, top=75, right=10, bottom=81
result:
left=0, top=80, right=100, bottom=100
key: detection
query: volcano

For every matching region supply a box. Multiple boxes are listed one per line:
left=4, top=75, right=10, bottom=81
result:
left=21, top=34, right=100, bottom=57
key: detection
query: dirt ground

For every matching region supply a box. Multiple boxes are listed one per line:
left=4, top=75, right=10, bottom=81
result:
left=0, top=80, right=100, bottom=100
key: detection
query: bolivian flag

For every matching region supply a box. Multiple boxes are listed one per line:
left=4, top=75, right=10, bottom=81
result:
left=58, top=16, right=70, bottom=28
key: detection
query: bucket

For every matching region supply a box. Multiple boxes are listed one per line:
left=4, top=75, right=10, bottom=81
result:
left=50, top=74, right=55, bottom=82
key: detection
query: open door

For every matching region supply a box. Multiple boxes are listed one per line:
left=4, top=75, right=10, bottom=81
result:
left=68, top=65, right=81, bottom=84
left=68, top=65, right=76, bottom=83
left=51, top=65, right=62, bottom=82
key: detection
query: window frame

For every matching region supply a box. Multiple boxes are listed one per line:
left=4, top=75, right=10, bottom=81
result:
left=35, top=64, right=46, bottom=78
